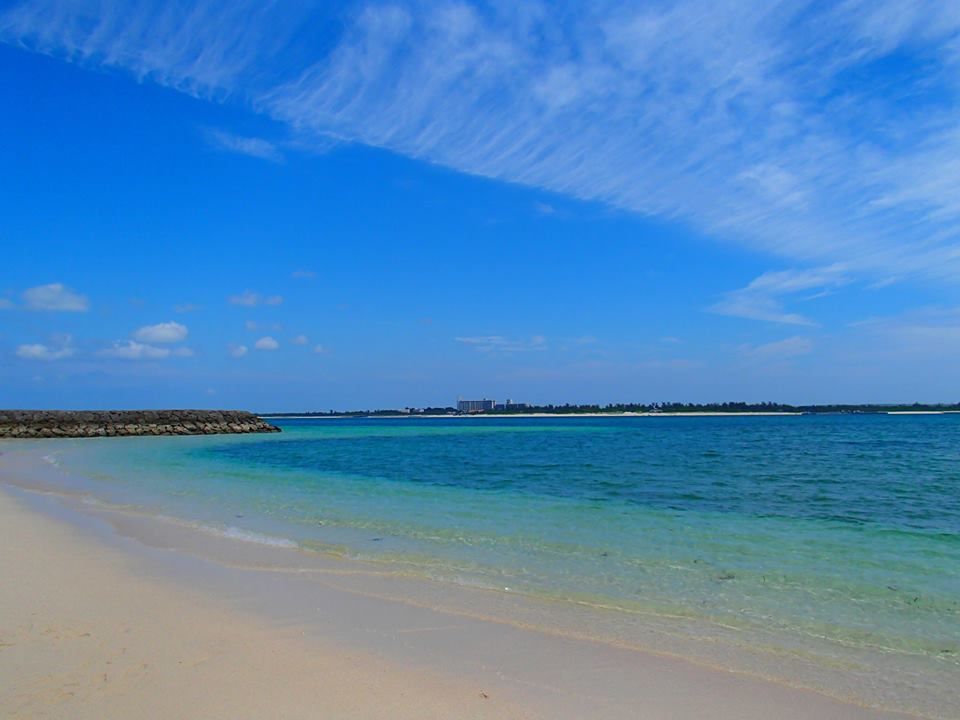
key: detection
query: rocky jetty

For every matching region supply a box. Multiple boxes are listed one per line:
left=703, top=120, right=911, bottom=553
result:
left=0, top=410, right=281, bottom=439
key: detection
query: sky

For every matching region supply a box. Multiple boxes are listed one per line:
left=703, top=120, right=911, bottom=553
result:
left=2, top=0, right=960, bottom=410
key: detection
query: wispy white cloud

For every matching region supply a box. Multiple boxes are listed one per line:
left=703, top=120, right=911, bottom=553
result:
left=0, top=1, right=306, bottom=97
left=246, top=319, right=284, bottom=332
left=313, top=343, right=327, bottom=354
left=740, top=336, right=814, bottom=359
left=254, top=335, right=279, bottom=350
left=209, top=129, right=282, bottom=161
left=22, top=283, right=89, bottom=312
left=710, top=265, right=849, bottom=325
left=5, top=1, right=960, bottom=282
left=852, top=306, right=960, bottom=354
left=174, top=303, right=199, bottom=313
left=0, top=298, right=12, bottom=310
left=637, top=358, right=702, bottom=370
left=230, top=344, right=249, bottom=357
left=133, top=321, right=188, bottom=344
left=456, top=335, right=547, bottom=353
left=292, top=334, right=308, bottom=345
left=229, top=290, right=283, bottom=306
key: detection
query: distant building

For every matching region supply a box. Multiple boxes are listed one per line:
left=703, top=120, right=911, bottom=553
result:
left=457, top=399, right=496, bottom=413
left=494, top=399, right=529, bottom=411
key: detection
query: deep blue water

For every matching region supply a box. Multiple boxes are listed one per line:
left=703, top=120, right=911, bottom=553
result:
left=220, top=416, right=960, bottom=534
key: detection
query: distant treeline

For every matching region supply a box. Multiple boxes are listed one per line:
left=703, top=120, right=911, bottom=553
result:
left=263, top=401, right=960, bottom=417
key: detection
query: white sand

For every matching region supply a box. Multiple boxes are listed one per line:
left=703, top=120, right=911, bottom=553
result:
left=0, top=489, right=533, bottom=720
left=0, top=482, right=916, bottom=720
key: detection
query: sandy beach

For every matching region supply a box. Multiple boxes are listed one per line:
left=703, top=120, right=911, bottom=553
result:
left=0, top=465, right=918, bottom=720
left=0, top=487, right=535, bottom=720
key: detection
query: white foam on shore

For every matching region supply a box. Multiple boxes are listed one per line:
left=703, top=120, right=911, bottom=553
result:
left=215, top=525, right=300, bottom=549
left=156, top=515, right=300, bottom=549
left=14, top=456, right=302, bottom=552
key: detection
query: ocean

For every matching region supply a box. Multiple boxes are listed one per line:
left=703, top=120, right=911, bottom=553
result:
left=10, top=414, right=960, bottom=717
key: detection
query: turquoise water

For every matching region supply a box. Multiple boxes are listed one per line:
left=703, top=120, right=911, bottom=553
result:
left=19, top=415, right=960, bottom=709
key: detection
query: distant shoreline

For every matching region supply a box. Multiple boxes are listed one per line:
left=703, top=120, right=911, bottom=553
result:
left=260, top=412, right=803, bottom=419
left=261, top=410, right=960, bottom=419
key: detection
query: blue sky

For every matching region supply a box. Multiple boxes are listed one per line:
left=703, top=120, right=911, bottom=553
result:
left=2, top=0, right=960, bottom=410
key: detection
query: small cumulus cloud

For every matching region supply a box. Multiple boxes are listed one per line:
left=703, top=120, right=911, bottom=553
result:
left=16, top=336, right=74, bottom=361
left=245, top=320, right=259, bottom=331
left=230, top=344, right=249, bottom=358
left=292, top=334, right=308, bottom=345
left=313, top=344, right=327, bottom=354
left=254, top=336, right=279, bottom=350
left=209, top=129, right=282, bottom=162
left=22, top=283, right=89, bottom=312
left=99, top=340, right=171, bottom=360
left=133, top=321, right=188, bottom=344
left=456, top=335, right=548, bottom=353
left=229, top=291, right=283, bottom=307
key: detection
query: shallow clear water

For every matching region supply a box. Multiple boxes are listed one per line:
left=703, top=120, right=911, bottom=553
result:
left=19, top=415, right=960, bottom=711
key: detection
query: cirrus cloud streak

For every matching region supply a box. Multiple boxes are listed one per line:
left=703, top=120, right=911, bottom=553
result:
left=4, top=1, right=960, bottom=284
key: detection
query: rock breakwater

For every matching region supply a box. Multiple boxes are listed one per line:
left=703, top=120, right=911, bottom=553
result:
left=0, top=410, right=281, bottom=438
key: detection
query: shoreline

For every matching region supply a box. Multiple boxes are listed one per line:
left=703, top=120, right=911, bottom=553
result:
left=261, top=411, right=960, bottom=419
left=261, top=412, right=804, bottom=419
left=0, top=444, right=930, bottom=719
